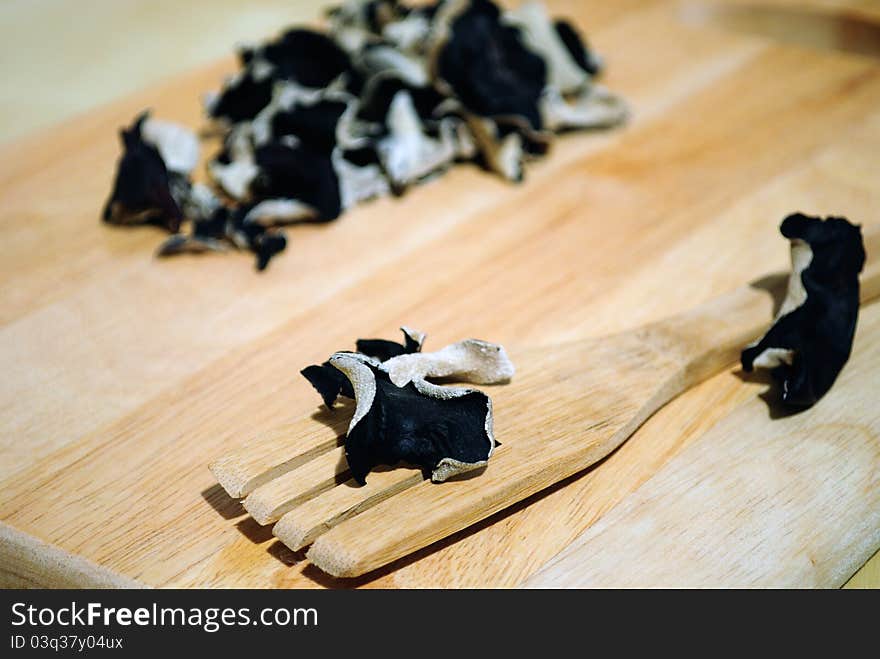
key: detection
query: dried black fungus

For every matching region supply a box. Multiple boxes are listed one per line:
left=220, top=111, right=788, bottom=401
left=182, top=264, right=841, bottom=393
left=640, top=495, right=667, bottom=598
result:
left=104, top=1, right=626, bottom=270
left=434, top=0, right=547, bottom=131
left=741, top=213, right=866, bottom=409
left=103, top=112, right=186, bottom=233
left=301, top=327, right=514, bottom=482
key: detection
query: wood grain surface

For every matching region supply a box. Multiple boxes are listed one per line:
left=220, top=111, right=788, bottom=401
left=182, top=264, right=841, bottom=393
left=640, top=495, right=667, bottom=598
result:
left=1, top=0, right=879, bottom=587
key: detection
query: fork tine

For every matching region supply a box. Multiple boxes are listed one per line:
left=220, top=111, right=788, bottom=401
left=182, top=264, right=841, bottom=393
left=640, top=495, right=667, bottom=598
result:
left=273, top=467, right=424, bottom=550
left=209, top=401, right=353, bottom=498
left=243, top=447, right=349, bottom=525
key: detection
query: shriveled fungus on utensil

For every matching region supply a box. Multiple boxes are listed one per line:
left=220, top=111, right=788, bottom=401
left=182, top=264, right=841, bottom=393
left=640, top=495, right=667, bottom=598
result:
left=103, top=1, right=627, bottom=270
left=741, top=213, right=866, bottom=408
left=301, top=327, right=514, bottom=483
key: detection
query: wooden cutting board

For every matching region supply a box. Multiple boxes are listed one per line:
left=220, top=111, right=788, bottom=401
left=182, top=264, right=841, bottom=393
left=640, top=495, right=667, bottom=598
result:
left=2, top=0, right=880, bottom=588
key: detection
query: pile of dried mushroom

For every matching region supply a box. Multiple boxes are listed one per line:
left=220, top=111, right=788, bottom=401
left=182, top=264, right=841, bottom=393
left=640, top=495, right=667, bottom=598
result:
left=103, top=0, right=628, bottom=270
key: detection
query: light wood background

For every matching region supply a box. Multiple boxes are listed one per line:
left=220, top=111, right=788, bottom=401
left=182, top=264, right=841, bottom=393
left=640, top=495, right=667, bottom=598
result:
left=0, top=0, right=878, bottom=587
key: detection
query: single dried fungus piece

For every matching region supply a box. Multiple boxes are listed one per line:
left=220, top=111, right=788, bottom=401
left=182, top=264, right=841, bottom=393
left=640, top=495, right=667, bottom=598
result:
left=252, top=231, right=289, bottom=271
left=156, top=230, right=227, bottom=258
left=211, top=132, right=387, bottom=218
left=104, top=111, right=208, bottom=234
left=225, top=131, right=390, bottom=220
left=330, top=352, right=496, bottom=484
left=741, top=213, right=866, bottom=409
left=433, top=0, right=547, bottom=131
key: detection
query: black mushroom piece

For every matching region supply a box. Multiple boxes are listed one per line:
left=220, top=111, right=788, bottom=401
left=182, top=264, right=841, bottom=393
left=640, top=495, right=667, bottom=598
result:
left=433, top=0, right=547, bottom=131
left=102, top=112, right=186, bottom=233
left=741, top=213, right=866, bottom=409
left=330, top=352, right=496, bottom=484
left=300, top=327, right=514, bottom=483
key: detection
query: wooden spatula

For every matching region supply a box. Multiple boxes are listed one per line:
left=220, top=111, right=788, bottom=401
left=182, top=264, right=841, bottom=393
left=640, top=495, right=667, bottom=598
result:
left=211, top=226, right=880, bottom=578
left=522, top=298, right=880, bottom=588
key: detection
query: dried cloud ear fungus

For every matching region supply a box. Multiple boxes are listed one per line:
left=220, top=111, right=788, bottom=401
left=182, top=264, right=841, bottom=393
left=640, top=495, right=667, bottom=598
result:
left=104, top=1, right=627, bottom=271
left=103, top=112, right=187, bottom=233
left=301, top=327, right=513, bottom=483
left=742, top=213, right=866, bottom=409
